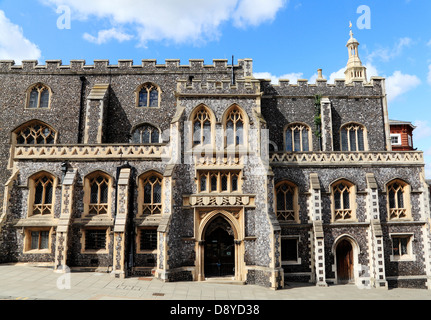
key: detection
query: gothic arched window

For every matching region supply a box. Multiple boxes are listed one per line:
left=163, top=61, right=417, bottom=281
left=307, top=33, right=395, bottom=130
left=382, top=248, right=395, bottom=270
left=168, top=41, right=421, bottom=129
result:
left=85, top=172, right=111, bottom=216
left=27, top=83, right=51, bottom=109
left=15, top=121, right=56, bottom=145
left=340, top=123, right=367, bottom=152
left=192, top=106, right=213, bottom=147
left=225, top=106, right=246, bottom=147
left=387, top=180, right=411, bottom=220
left=285, top=123, right=311, bottom=152
left=332, top=180, right=356, bottom=222
left=29, top=172, right=55, bottom=216
left=137, top=83, right=160, bottom=108
left=132, top=124, right=160, bottom=144
left=139, top=172, right=163, bottom=216
left=275, top=181, right=299, bottom=222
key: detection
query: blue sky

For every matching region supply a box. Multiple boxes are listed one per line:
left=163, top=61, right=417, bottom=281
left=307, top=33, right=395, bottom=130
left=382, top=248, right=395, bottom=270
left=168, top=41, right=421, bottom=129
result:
left=1, top=0, right=431, bottom=176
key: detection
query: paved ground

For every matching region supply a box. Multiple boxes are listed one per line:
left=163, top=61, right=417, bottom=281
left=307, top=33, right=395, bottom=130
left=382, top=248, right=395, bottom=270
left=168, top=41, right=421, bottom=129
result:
left=0, top=264, right=430, bottom=301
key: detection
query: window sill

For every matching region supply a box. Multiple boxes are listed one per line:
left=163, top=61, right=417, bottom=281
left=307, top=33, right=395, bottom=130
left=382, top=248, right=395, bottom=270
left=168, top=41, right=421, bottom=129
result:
left=282, top=259, right=302, bottom=266
left=24, top=249, right=51, bottom=254
left=82, top=249, right=109, bottom=254
left=137, top=249, right=157, bottom=255
left=390, top=255, right=416, bottom=262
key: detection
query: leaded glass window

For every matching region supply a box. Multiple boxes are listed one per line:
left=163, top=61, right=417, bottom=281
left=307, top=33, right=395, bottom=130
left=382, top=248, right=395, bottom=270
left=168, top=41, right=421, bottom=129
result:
left=32, top=175, right=54, bottom=215
left=16, top=122, right=56, bottom=145
left=140, top=229, right=158, bottom=251
left=341, top=123, right=366, bottom=151
left=388, top=181, right=408, bottom=220
left=141, top=173, right=162, bottom=215
left=193, top=107, right=212, bottom=146
left=333, top=182, right=353, bottom=221
left=85, top=229, right=107, bottom=250
left=225, top=107, right=245, bottom=147
left=276, top=181, right=297, bottom=221
left=88, top=175, right=110, bottom=215
left=285, top=124, right=310, bottom=152
left=138, top=83, right=159, bottom=108
left=198, top=171, right=241, bottom=193
left=27, top=84, right=50, bottom=109
left=132, top=124, right=160, bottom=144
left=30, top=231, right=50, bottom=250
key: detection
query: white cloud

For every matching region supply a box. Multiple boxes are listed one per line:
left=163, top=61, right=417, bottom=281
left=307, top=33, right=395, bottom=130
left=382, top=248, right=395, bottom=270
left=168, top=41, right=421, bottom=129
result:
left=385, top=71, right=421, bottom=102
left=328, top=67, right=346, bottom=83
left=367, top=37, right=413, bottom=63
left=41, top=0, right=287, bottom=45
left=427, top=64, right=431, bottom=86
left=253, top=71, right=304, bottom=84
left=414, top=120, right=431, bottom=141
left=0, top=10, right=41, bottom=62
left=83, top=28, right=133, bottom=45
left=232, top=0, right=286, bottom=28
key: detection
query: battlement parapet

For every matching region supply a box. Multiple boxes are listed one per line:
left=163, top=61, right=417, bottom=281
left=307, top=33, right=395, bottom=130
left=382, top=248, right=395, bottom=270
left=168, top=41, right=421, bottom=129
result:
left=0, top=58, right=253, bottom=75
left=259, top=77, right=385, bottom=97
left=176, top=78, right=261, bottom=96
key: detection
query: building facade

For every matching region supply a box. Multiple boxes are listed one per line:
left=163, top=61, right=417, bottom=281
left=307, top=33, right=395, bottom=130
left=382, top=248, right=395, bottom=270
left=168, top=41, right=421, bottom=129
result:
left=1, top=30, right=431, bottom=290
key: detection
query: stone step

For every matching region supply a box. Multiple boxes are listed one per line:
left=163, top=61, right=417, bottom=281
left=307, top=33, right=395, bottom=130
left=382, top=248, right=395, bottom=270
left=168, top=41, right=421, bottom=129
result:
left=205, top=277, right=246, bottom=285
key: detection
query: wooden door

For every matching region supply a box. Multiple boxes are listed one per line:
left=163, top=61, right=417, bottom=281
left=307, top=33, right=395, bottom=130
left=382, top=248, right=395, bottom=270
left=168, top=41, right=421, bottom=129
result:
left=336, top=240, right=354, bottom=284
left=204, top=227, right=235, bottom=278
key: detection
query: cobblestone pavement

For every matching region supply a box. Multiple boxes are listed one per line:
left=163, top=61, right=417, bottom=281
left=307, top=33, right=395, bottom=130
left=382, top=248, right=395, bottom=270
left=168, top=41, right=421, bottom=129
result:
left=0, top=264, right=430, bottom=301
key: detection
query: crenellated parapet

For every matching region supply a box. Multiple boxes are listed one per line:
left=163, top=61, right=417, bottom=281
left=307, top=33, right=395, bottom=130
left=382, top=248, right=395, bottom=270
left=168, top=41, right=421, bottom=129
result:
left=176, top=78, right=261, bottom=96
left=259, top=77, right=385, bottom=97
left=0, top=58, right=252, bottom=77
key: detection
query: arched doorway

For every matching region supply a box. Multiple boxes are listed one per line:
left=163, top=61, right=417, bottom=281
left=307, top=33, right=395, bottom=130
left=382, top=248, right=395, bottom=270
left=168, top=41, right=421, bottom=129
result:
left=336, top=239, right=354, bottom=284
left=204, top=216, right=235, bottom=278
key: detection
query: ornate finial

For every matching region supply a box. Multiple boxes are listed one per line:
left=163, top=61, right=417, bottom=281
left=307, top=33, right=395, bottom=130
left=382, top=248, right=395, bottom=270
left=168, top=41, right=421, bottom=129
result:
left=349, top=21, right=353, bottom=38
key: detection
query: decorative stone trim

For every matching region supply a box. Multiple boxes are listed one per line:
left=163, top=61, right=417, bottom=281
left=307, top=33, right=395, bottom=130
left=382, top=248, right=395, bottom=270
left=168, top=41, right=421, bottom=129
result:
left=183, top=194, right=255, bottom=208
left=14, top=144, right=168, bottom=161
left=270, top=151, right=424, bottom=166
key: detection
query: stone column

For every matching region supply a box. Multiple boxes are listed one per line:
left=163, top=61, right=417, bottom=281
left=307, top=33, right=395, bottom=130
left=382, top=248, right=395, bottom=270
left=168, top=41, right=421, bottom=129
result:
left=365, top=173, right=388, bottom=289
left=54, top=169, right=77, bottom=273
left=320, top=97, right=333, bottom=152
left=309, top=173, right=327, bottom=287
left=419, top=172, right=431, bottom=289
left=83, top=84, right=110, bottom=144
left=112, top=168, right=131, bottom=279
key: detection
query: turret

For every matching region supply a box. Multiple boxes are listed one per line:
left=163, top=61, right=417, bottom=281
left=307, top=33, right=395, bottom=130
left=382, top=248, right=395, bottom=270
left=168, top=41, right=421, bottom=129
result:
left=344, top=23, right=367, bottom=83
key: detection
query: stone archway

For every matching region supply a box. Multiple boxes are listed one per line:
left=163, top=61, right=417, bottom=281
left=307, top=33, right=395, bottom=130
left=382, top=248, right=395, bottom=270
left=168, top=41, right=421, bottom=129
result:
left=195, top=210, right=244, bottom=282
left=204, top=216, right=235, bottom=278
left=336, top=239, right=354, bottom=284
